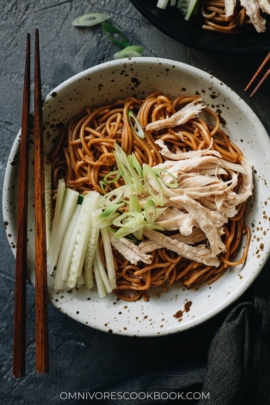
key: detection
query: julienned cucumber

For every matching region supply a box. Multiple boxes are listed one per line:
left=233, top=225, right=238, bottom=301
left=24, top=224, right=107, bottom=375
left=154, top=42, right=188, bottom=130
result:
left=66, top=191, right=100, bottom=289
left=184, top=0, right=199, bottom=20
left=47, top=185, right=79, bottom=274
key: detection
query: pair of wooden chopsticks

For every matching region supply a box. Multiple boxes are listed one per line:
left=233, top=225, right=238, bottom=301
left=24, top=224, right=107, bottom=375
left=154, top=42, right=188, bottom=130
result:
left=13, top=30, right=49, bottom=378
left=245, top=52, right=270, bottom=97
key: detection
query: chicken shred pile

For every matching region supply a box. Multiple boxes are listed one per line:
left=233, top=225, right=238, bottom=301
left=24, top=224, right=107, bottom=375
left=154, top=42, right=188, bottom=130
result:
left=225, top=0, right=270, bottom=32
left=110, top=99, right=253, bottom=269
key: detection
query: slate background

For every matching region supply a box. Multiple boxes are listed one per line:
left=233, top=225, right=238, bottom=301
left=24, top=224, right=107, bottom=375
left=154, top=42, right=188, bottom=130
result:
left=1, top=1, right=270, bottom=404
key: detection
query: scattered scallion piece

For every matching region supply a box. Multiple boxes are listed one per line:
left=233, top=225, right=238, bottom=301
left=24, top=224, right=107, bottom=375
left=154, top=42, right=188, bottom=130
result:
left=102, top=22, right=130, bottom=49
left=128, top=110, right=145, bottom=139
left=113, top=46, right=144, bottom=60
left=72, top=13, right=109, bottom=27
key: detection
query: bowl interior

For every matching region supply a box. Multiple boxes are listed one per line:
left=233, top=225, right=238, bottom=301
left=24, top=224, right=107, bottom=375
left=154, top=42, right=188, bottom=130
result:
left=130, top=0, right=270, bottom=54
left=3, top=57, right=270, bottom=336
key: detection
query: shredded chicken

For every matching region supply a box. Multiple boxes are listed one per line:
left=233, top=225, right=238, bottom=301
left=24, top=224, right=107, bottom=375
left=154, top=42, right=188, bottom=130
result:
left=146, top=99, right=205, bottom=132
left=240, top=0, right=266, bottom=32
left=110, top=142, right=253, bottom=270
left=155, top=138, right=221, bottom=160
left=143, top=228, right=220, bottom=267
left=110, top=236, right=152, bottom=265
left=170, top=195, right=225, bottom=256
left=139, top=228, right=206, bottom=253
left=258, top=0, right=270, bottom=14
left=225, top=0, right=237, bottom=16
left=224, top=0, right=268, bottom=32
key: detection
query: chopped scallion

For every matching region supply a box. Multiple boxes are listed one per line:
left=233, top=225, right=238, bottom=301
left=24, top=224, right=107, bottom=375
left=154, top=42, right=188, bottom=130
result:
left=128, top=110, right=145, bottom=139
left=72, top=13, right=109, bottom=27
left=102, top=22, right=130, bottom=49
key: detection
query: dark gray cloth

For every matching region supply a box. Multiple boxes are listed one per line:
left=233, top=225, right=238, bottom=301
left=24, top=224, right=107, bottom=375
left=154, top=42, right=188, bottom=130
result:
left=93, top=286, right=270, bottom=404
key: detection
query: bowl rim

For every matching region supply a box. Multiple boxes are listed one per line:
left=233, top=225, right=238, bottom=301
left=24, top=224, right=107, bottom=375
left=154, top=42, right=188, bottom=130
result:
left=3, top=56, right=270, bottom=336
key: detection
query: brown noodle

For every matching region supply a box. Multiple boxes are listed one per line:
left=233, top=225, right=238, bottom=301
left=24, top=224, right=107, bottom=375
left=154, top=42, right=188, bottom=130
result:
left=48, top=92, right=251, bottom=301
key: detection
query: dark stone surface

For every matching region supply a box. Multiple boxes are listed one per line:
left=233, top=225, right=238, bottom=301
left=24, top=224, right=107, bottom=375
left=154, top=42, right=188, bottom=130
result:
left=1, top=1, right=270, bottom=404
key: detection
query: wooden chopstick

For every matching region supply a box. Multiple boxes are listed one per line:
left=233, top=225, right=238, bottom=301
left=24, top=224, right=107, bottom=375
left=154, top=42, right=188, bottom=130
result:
left=34, top=29, right=49, bottom=374
left=13, top=33, right=31, bottom=379
left=244, top=52, right=270, bottom=97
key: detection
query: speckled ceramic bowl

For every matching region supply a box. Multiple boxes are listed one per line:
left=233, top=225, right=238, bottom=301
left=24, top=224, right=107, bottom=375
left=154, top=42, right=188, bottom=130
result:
left=3, top=57, right=270, bottom=336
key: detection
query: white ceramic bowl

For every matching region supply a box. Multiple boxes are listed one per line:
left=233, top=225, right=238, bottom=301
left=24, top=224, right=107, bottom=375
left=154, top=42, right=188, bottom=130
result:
left=3, top=57, right=270, bottom=336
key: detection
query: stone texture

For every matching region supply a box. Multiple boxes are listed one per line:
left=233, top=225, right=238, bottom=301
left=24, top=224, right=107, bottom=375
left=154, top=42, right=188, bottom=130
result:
left=1, top=1, right=270, bottom=404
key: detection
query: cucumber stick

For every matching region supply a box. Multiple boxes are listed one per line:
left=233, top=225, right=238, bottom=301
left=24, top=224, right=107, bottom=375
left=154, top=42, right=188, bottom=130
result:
left=84, top=209, right=101, bottom=290
left=53, top=204, right=81, bottom=290
left=185, top=0, right=199, bottom=20
left=47, top=187, right=79, bottom=274
left=44, top=164, right=52, bottom=251
left=157, top=0, right=169, bottom=8
left=94, top=243, right=112, bottom=294
left=101, top=227, right=117, bottom=290
left=93, top=256, right=107, bottom=298
left=51, top=179, right=65, bottom=234
left=66, top=191, right=100, bottom=289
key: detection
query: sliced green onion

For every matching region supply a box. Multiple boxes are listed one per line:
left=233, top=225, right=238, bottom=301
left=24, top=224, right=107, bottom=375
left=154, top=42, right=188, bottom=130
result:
left=145, top=223, right=164, bottom=231
left=129, top=194, right=142, bottom=213
left=113, top=224, right=144, bottom=240
left=102, top=22, right=130, bottom=49
left=103, top=170, right=121, bottom=185
left=129, top=153, right=143, bottom=178
left=144, top=199, right=156, bottom=224
left=143, top=164, right=164, bottom=207
left=114, top=144, right=144, bottom=193
left=113, top=212, right=144, bottom=228
left=72, top=13, right=109, bottom=27
left=154, top=168, right=179, bottom=188
left=96, top=213, right=120, bottom=229
left=99, top=170, right=121, bottom=194
left=128, top=110, right=145, bottom=139
left=99, top=203, right=124, bottom=218
left=101, top=185, right=131, bottom=207
left=113, top=46, right=144, bottom=60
